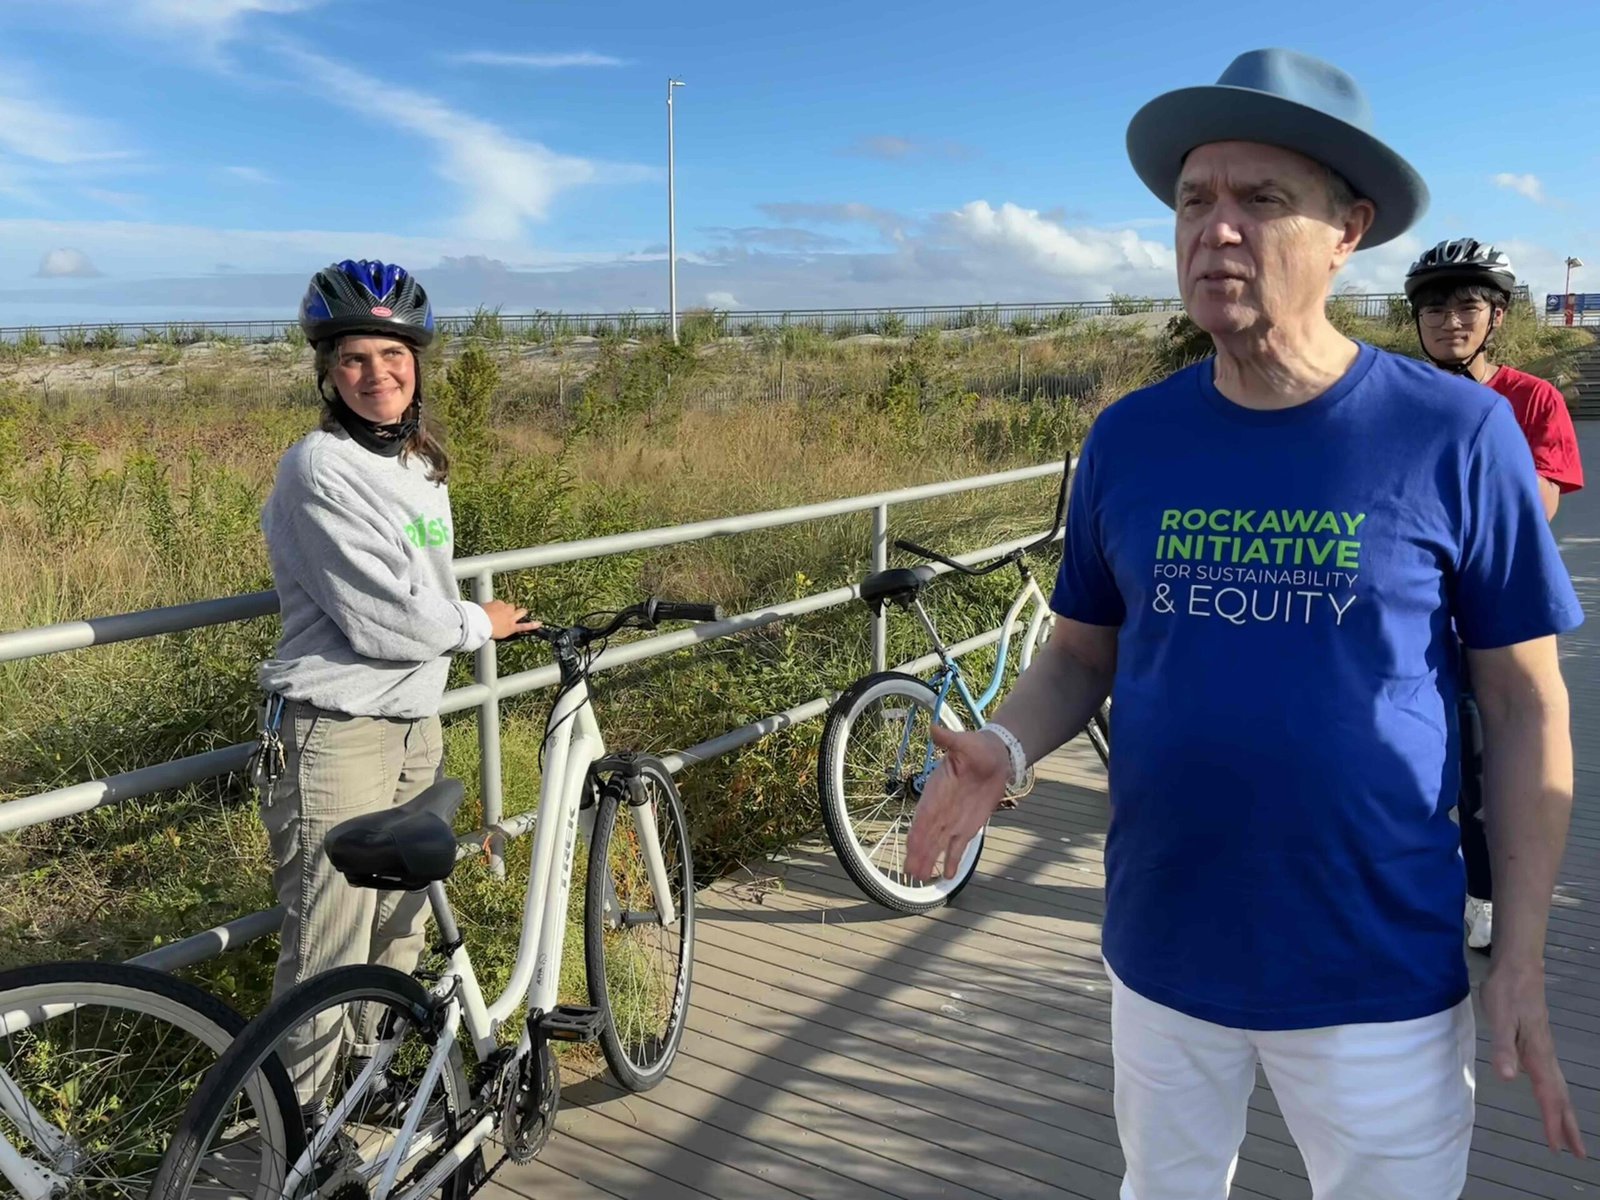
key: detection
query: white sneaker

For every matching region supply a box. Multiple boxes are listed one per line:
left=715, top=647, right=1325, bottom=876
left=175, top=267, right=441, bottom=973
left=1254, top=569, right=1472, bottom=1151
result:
left=1465, top=897, right=1493, bottom=952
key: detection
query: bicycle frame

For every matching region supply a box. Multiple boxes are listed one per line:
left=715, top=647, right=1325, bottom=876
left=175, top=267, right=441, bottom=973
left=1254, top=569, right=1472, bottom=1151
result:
left=0, top=1057, right=72, bottom=1196
left=0, top=1114, right=64, bottom=1200
left=911, top=568, right=1052, bottom=715
left=436, top=676, right=606, bottom=1065
left=283, top=671, right=680, bottom=1200
left=0, top=1005, right=133, bottom=1199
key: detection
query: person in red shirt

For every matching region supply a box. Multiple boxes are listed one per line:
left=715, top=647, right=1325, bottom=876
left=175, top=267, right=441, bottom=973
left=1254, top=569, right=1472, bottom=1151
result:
left=1407, top=240, right=1584, bottom=517
left=1405, top=238, right=1585, bottom=954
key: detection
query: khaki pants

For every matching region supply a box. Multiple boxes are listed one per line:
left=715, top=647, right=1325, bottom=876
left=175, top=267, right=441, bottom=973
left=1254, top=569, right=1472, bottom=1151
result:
left=260, top=700, right=452, bottom=1106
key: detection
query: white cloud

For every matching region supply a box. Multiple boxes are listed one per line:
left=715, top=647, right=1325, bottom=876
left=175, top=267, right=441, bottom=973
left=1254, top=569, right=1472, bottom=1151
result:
left=936, top=201, right=1174, bottom=278
left=36, top=248, right=102, bottom=278
left=224, top=165, right=274, bottom=184
left=0, top=217, right=620, bottom=283
left=74, top=0, right=320, bottom=47
left=0, top=73, right=131, bottom=166
left=1497, top=237, right=1596, bottom=301
left=447, top=51, right=628, bottom=68
left=759, top=202, right=908, bottom=240
left=277, top=45, right=652, bottom=241
left=1334, top=231, right=1425, bottom=293
left=703, top=226, right=851, bottom=252
left=0, top=204, right=1180, bottom=321
left=1493, top=172, right=1546, bottom=204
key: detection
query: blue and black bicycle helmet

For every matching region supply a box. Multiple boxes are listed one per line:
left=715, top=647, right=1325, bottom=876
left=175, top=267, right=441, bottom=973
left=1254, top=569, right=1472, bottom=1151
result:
left=298, top=259, right=436, bottom=348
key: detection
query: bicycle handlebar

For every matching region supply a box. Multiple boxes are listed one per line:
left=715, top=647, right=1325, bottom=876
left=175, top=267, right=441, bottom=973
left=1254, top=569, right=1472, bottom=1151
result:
left=893, top=538, right=1021, bottom=577
left=506, top=597, right=722, bottom=648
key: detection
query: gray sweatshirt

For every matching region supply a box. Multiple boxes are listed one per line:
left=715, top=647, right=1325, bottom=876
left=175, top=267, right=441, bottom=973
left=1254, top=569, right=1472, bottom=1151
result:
left=258, top=428, right=493, bottom=718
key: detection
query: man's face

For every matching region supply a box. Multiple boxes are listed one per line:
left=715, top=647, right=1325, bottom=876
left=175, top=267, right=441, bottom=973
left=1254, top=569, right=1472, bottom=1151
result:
left=1416, top=289, right=1502, bottom=364
left=1176, top=141, right=1370, bottom=337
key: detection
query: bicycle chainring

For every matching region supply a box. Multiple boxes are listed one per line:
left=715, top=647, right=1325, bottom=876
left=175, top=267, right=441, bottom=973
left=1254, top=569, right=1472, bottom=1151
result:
left=499, top=1044, right=560, bottom=1164
left=322, top=1171, right=370, bottom=1200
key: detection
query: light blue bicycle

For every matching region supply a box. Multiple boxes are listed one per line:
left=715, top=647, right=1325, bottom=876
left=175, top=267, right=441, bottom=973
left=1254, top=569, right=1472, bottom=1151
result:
left=818, top=534, right=1110, bottom=912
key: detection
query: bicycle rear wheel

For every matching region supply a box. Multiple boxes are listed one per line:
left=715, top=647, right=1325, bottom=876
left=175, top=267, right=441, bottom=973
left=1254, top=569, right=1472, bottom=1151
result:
left=148, top=964, right=475, bottom=1200
left=585, top=757, right=695, bottom=1092
left=0, top=959, right=292, bottom=1200
left=818, top=671, right=981, bottom=913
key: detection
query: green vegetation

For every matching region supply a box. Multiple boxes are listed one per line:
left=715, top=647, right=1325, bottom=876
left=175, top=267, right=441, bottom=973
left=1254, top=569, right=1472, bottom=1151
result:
left=0, top=302, right=1589, bottom=1025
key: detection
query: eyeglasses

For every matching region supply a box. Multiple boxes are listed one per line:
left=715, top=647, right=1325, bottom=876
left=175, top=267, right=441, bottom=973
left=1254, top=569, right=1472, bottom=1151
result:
left=1418, top=303, right=1491, bottom=328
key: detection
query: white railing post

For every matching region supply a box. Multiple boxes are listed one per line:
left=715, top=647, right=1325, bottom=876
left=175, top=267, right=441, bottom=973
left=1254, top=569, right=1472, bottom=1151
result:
left=871, top=503, right=889, bottom=673
left=472, top=571, right=505, bottom=878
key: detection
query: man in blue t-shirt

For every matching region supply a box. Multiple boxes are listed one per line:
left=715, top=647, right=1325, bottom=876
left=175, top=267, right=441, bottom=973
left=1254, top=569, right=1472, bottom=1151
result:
left=906, top=49, right=1587, bottom=1198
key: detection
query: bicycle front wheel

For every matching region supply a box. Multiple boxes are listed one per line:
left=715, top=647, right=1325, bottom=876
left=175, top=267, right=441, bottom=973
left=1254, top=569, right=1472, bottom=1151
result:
left=0, top=959, right=293, bottom=1200
left=818, top=671, right=980, bottom=913
left=585, top=756, right=695, bottom=1093
left=148, top=964, right=474, bottom=1200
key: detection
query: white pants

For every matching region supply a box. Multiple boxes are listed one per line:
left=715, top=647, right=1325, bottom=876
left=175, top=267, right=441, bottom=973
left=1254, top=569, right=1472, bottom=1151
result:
left=1108, top=968, right=1476, bottom=1200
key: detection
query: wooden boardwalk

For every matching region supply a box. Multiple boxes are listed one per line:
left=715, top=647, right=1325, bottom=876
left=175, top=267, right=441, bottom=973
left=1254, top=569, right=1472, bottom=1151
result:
left=489, top=427, right=1600, bottom=1200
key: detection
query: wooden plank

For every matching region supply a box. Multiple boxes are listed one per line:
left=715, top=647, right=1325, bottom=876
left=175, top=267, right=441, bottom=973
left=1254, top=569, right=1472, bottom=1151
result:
left=482, top=1146, right=629, bottom=1200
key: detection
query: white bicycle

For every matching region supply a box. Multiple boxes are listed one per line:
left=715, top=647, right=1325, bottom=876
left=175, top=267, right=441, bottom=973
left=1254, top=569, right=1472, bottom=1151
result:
left=149, top=597, right=719, bottom=1199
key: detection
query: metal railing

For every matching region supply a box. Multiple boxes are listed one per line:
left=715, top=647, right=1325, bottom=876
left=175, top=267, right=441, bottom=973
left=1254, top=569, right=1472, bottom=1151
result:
left=0, top=292, right=1443, bottom=346
left=0, top=459, right=1070, bottom=972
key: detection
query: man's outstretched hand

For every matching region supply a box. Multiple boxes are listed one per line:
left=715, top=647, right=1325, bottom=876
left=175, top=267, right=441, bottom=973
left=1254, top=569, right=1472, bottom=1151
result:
left=905, top=725, right=1011, bottom=880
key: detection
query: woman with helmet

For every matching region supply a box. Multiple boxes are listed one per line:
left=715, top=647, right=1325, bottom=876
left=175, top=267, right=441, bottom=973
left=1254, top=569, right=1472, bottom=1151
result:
left=1405, top=239, right=1584, bottom=957
left=251, top=259, right=537, bottom=1110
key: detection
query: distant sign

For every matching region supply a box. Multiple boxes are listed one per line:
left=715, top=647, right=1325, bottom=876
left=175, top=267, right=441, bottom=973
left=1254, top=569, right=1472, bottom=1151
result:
left=1547, top=293, right=1600, bottom=312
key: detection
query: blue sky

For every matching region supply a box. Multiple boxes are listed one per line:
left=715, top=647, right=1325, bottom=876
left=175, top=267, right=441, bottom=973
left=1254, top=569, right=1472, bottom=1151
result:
left=0, top=0, right=1595, bottom=323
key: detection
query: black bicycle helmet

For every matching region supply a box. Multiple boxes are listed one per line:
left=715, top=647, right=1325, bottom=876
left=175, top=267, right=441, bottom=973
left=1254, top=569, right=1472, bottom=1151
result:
left=1404, top=239, right=1516, bottom=304
left=298, top=259, right=436, bottom=348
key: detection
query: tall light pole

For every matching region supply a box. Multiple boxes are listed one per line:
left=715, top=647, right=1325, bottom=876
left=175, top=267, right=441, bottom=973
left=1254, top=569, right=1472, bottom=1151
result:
left=1564, top=256, right=1584, bottom=326
left=667, top=78, right=685, bottom=343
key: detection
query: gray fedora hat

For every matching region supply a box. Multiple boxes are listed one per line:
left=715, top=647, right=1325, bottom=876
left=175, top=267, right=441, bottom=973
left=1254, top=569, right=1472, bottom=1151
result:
left=1126, top=48, right=1428, bottom=248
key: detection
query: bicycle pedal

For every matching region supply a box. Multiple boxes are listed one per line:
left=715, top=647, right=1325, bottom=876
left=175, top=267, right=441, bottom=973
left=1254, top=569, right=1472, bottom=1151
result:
left=535, top=1005, right=606, bottom=1043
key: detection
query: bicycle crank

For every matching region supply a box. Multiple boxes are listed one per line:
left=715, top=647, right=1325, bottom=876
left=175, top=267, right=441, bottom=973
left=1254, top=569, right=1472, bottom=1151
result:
left=499, top=1043, right=560, bottom=1164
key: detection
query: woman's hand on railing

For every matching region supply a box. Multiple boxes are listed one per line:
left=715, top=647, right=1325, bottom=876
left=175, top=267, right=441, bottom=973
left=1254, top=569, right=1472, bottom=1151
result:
left=481, top=600, right=541, bottom=641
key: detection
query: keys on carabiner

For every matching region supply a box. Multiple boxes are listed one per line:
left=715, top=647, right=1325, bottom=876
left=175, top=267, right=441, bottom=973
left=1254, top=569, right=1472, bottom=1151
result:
left=252, top=694, right=288, bottom=802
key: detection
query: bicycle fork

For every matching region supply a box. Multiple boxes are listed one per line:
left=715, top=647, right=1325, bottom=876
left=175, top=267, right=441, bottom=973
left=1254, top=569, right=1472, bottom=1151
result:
left=591, top=758, right=679, bottom=931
